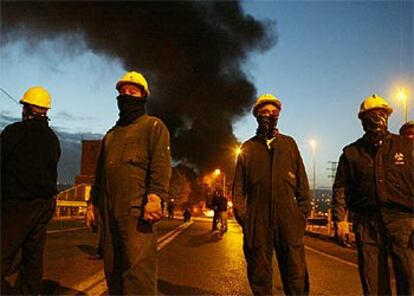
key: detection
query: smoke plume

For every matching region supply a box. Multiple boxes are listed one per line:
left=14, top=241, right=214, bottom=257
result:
left=2, top=1, right=276, bottom=174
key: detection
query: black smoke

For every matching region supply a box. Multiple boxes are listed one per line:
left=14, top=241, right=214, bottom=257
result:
left=1, top=1, right=276, bottom=174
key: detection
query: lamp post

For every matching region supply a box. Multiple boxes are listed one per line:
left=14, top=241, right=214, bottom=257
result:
left=235, top=146, right=242, bottom=159
left=310, top=139, right=317, bottom=218
left=214, top=169, right=226, bottom=197
left=397, top=89, right=408, bottom=123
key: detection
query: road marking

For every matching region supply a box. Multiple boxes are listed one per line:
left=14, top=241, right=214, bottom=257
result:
left=77, top=221, right=193, bottom=295
left=305, top=246, right=358, bottom=268
left=157, top=221, right=193, bottom=251
left=47, top=227, right=87, bottom=234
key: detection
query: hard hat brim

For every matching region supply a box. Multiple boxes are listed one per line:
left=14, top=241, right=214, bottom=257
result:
left=253, top=99, right=282, bottom=116
left=116, top=81, right=150, bottom=96
left=358, top=106, right=393, bottom=119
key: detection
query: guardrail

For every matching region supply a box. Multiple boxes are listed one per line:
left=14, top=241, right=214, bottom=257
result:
left=55, top=183, right=90, bottom=216
left=305, top=210, right=355, bottom=243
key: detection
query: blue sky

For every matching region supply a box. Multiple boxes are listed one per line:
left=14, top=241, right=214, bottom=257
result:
left=1, top=1, right=413, bottom=188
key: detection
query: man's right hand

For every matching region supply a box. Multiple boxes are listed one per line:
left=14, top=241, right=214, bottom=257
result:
left=85, top=204, right=99, bottom=232
left=337, top=220, right=350, bottom=243
left=143, top=193, right=162, bottom=223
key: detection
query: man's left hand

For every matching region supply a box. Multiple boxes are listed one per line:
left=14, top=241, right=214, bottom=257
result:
left=144, top=193, right=162, bottom=223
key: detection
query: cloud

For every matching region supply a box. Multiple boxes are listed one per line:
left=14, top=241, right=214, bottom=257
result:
left=54, top=111, right=92, bottom=122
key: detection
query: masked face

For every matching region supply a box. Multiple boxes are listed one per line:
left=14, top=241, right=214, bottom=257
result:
left=256, top=103, right=280, bottom=139
left=361, top=109, right=389, bottom=135
left=22, top=104, right=48, bottom=121
left=115, top=94, right=146, bottom=126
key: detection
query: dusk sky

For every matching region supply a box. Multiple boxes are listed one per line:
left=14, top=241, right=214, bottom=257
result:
left=1, top=1, right=413, bottom=188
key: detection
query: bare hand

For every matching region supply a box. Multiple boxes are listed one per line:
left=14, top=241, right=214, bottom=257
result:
left=337, top=220, right=350, bottom=242
left=85, top=204, right=99, bottom=231
left=144, top=193, right=162, bottom=223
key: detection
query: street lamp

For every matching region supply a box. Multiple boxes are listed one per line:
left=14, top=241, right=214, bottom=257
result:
left=213, top=169, right=226, bottom=197
left=234, top=146, right=242, bottom=162
left=235, top=146, right=242, bottom=157
left=309, top=139, right=317, bottom=218
left=397, top=89, right=408, bottom=123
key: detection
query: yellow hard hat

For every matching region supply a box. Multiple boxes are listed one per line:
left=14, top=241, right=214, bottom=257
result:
left=253, top=93, right=282, bottom=116
left=116, top=71, right=150, bottom=97
left=358, top=94, right=393, bottom=118
left=20, top=86, right=52, bottom=109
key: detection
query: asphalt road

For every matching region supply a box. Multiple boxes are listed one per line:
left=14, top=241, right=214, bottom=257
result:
left=8, top=217, right=365, bottom=295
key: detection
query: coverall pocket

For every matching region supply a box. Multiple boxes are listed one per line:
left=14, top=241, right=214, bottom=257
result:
left=137, top=218, right=153, bottom=234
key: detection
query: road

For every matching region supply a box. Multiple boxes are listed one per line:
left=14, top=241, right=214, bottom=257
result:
left=9, top=217, right=364, bottom=295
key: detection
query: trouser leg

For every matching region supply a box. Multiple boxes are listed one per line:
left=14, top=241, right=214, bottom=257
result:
left=97, top=221, right=104, bottom=257
left=118, top=215, right=157, bottom=295
left=275, top=233, right=308, bottom=294
left=354, top=216, right=391, bottom=295
left=16, top=199, right=55, bottom=295
left=219, top=211, right=228, bottom=232
left=212, top=212, right=218, bottom=231
left=1, top=199, right=54, bottom=295
left=276, top=208, right=308, bottom=295
left=384, top=216, right=414, bottom=295
left=1, top=201, right=26, bottom=295
left=103, top=213, right=123, bottom=295
left=243, top=236, right=273, bottom=296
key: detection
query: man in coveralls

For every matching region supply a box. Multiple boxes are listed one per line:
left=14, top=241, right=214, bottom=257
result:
left=332, top=94, right=414, bottom=295
left=1, top=86, right=60, bottom=294
left=85, top=71, right=172, bottom=295
left=233, top=93, right=310, bottom=295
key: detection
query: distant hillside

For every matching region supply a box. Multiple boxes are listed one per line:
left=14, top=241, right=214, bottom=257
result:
left=1, top=114, right=102, bottom=185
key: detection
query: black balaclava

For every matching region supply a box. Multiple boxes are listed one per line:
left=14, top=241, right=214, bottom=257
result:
left=256, top=114, right=279, bottom=140
left=116, top=94, right=146, bottom=127
left=361, top=108, right=389, bottom=145
left=22, top=105, right=49, bottom=122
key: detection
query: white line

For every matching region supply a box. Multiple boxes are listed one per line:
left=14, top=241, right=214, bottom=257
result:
left=77, top=221, right=193, bottom=295
left=47, top=227, right=87, bottom=234
left=305, top=246, right=358, bottom=268
left=157, top=221, right=193, bottom=251
left=157, top=221, right=193, bottom=244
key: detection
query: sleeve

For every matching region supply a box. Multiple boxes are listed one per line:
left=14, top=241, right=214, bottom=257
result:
left=91, top=138, right=106, bottom=207
left=232, top=150, right=247, bottom=225
left=52, top=134, right=61, bottom=190
left=1, top=126, right=12, bottom=198
left=332, top=152, right=349, bottom=222
left=148, top=119, right=172, bottom=201
left=293, top=139, right=311, bottom=217
left=1, top=126, right=11, bottom=167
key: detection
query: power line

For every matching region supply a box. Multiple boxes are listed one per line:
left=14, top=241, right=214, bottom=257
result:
left=0, top=87, right=69, bottom=141
left=0, top=87, right=19, bottom=105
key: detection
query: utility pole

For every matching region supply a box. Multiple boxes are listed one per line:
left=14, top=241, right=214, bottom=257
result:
left=326, top=161, right=338, bottom=236
left=327, top=161, right=338, bottom=186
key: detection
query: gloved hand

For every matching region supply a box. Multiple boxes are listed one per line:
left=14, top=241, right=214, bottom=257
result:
left=85, top=204, right=99, bottom=232
left=144, top=193, right=162, bottom=223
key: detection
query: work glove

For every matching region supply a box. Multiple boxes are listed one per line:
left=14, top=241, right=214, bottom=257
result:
left=85, top=204, right=99, bottom=232
left=144, top=193, right=162, bottom=223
